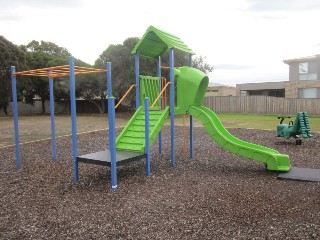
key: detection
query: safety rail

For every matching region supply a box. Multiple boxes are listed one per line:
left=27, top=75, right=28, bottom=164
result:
left=150, top=82, right=171, bottom=109
left=114, top=84, right=136, bottom=109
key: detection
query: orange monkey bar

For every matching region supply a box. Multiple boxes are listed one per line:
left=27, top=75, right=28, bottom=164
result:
left=14, top=65, right=106, bottom=78
left=160, top=66, right=179, bottom=69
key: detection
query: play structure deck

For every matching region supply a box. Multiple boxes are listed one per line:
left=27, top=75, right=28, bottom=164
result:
left=77, top=150, right=146, bottom=167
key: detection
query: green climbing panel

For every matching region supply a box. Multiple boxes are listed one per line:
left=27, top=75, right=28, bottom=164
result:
left=139, top=75, right=162, bottom=110
left=116, top=106, right=169, bottom=152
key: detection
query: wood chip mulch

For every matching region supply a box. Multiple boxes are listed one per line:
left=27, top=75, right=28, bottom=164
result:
left=1, top=126, right=319, bottom=239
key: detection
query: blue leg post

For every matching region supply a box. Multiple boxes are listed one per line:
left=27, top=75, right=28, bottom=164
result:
left=11, top=66, right=21, bottom=169
left=69, top=56, right=78, bottom=183
left=144, top=98, right=151, bottom=176
left=157, top=56, right=162, bottom=154
left=135, top=53, right=140, bottom=109
left=169, top=49, right=175, bottom=167
left=107, top=62, right=117, bottom=191
left=108, top=97, right=117, bottom=191
left=49, top=76, right=57, bottom=161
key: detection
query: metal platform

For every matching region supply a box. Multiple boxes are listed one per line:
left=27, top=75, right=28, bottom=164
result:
left=277, top=167, right=320, bottom=182
left=77, top=150, right=146, bottom=167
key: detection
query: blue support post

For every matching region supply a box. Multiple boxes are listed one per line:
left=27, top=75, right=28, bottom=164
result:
left=69, top=56, right=78, bottom=183
left=11, top=66, right=21, bottom=169
left=49, top=76, right=57, bottom=160
left=135, top=53, right=140, bottom=109
left=107, top=62, right=113, bottom=97
left=169, top=49, right=175, bottom=167
left=189, top=54, right=194, bottom=159
left=107, top=62, right=117, bottom=191
left=108, top=97, right=117, bottom=191
left=144, top=98, right=151, bottom=176
left=157, top=56, right=162, bottom=154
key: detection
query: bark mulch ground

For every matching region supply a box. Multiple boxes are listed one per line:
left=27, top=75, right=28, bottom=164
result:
left=1, top=126, right=319, bottom=239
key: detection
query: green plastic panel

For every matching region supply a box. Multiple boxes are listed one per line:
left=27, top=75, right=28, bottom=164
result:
left=174, top=67, right=209, bottom=115
left=140, top=75, right=161, bottom=110
left=116, top=107, right=169, bottom=152
left=189, top=106, right=291, bottom=171
left=131, top=25, right=195, bottom=58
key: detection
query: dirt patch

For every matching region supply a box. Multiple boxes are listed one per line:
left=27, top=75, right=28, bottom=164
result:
left=0, top=127, right=319, bottom=239
left=0, top=113, right=130, bottom=147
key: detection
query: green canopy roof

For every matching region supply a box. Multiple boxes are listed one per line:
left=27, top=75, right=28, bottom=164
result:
left=131, top=25, right=195, bottom=58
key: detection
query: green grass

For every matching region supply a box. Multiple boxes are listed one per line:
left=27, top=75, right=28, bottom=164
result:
left=174, top=113, right=320, bottom=132
left=1, top=112, right=319, bottom=147
left=215, top=113, right=320, bottom=132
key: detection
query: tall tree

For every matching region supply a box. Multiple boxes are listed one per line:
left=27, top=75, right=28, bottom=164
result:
left=93, top=37, right=214, bottom=110
left=0, top=36, right=26, bottom=115
left=94, top=37, right=158, bottom=110
left=192, top=55, right=214, bottom=74
left=21, top=40, right=71, bottom=114
left=93, top=38, right=135, bottom=111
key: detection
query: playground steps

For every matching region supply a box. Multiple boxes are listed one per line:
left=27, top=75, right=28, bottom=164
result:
left=116, top=106, right=169, bottom=152
left=298, top=112, right=313, bottom=138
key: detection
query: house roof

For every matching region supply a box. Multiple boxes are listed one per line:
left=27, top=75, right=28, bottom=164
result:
left=131, top=25, right=195, bottom=58
left=283, top=54, right=320, bottom=64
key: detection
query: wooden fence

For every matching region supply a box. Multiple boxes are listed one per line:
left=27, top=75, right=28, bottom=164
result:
left=204, top=96, right=320, bottom=115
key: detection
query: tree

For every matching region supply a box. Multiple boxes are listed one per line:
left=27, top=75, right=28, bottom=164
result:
left=93, top=38, right=137, bottom=111
left=192, top=55, right=214, bottom=74
left=20, top=40, right=71, bottom=114
left=93, top=37, right=214, bottom=110
left=0, top=36, right=26, bottom=115
left=94, top=37, right=161, bottom=110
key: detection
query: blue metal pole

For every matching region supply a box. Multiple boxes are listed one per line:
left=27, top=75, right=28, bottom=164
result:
left=49, top=76, right=57, bottom=160
left=135, top=52, right=140, bottom=109
left=69, top=56, right=78, bottom=183
left=107, top=62, right=112, bottom=97
left=144, top=98, right=151, bottom=176
left=157, top=56, right=162, bottom=154
left=108, top=97, right=117, bottom=191
left=107, top=62, right=117, bottom=191
left=11, top=66, right=21, bottom=169
left=169, top=49, right=175, bottom=167
left=189, top=54, right=194, bottom=159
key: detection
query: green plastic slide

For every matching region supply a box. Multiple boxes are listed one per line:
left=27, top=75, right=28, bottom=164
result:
left=189, top=106, right=291, bottom=171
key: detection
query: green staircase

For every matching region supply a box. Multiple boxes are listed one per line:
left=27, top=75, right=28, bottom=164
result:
left=116, top=106, right=169, bottom=152
left=298, top=112, right=312, bottom=138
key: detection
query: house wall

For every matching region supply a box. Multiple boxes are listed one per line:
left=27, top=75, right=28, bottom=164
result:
left=206, top=86, right=236, bottom=96
left=285, top=80, right=320, bottom=98
left=288, top=60, right=320, bottom=82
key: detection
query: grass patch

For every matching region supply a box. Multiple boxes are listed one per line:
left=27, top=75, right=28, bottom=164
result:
left=1, top=112, right=319, bottom=147
left=174, top=113, right=320, bottom=132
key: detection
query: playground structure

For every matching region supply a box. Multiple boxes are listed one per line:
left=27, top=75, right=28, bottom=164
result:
left=11, top=26, right=294, bottom=191
left=276, top=112, right=313, bottom=145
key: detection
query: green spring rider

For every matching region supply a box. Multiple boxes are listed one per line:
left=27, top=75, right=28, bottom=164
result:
left=276, top=112, right=313, bottom=145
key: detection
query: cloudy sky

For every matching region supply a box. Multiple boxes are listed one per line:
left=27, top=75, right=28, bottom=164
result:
left=1, top=0, right=320, bottom=86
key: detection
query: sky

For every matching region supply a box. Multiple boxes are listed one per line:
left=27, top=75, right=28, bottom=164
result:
left=1, top=0, right=320, bottom=86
